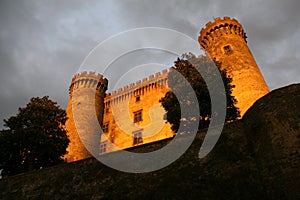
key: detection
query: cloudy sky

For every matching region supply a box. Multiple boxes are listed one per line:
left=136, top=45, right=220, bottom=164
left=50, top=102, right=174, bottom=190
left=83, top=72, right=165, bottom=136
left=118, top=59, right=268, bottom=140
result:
left=0, top=0, right=299, bottom=128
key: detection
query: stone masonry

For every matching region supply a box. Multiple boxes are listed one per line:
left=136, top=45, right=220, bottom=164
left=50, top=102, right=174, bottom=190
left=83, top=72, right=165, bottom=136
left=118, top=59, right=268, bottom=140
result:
left=65, top=16, right=269, bottom=162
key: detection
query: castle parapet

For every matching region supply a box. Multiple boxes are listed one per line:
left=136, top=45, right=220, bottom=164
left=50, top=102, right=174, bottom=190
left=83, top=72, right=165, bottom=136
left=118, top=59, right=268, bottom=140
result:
left=105, top=68, right=170, bottom=105
left=69, top=71, right=108, bottom=95
left=65, top=71, right=108, bottom=162
left=198, top=16, right=269, bottom=116
left=198, top=16, right=247, bottom=49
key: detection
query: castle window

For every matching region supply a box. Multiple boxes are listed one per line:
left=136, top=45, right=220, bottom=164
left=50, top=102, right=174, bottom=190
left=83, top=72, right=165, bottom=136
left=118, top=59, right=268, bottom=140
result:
left=105, top=107, right=109, bottom=113
left=136, top=96, right=140, bottom=102
left=133, top=131, right=143, bottom=145
left=100, top=143, right=107, bottom=154
left=133, top=109, right=143, bottom=123
left=102, top=122, right=109, bottom=133
left=223, top=45, right=232, bottom=53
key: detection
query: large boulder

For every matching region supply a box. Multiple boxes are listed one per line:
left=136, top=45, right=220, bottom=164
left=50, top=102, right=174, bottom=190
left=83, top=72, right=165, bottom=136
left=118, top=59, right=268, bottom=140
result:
left=243, top=84, right=300, bottom=199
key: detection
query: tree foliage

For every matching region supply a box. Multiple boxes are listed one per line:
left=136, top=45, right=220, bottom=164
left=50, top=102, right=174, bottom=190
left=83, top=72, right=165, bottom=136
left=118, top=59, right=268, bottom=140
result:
left=0, top=96, right=69, bottom=176
left=160, top=54, right=240, bottom=133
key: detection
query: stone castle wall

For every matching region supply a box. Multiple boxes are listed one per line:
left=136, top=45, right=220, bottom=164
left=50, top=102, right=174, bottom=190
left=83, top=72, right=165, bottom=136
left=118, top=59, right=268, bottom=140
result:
left=65, top=72, right=108, bottom=162
left=101, top=69, right=174, bottom=153
left=65, top=16, right=270, bottom=162
left=65, top=69, right=174, bottom=161
left=199, top=16, right=269, bottom=115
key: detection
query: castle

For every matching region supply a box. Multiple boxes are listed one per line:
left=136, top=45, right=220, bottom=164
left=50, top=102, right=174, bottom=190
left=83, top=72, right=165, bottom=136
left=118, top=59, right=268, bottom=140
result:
left=64, top=17, right=269, bottom=162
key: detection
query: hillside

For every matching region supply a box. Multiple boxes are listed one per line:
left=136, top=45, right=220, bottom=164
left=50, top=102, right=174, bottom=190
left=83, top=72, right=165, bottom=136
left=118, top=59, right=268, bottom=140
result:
left=0, top=84, right=299, bottom=200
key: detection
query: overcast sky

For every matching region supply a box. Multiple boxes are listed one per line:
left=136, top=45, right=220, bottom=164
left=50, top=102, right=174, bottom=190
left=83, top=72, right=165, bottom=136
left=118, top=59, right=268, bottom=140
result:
left=0, top=0, right=299, bottom=128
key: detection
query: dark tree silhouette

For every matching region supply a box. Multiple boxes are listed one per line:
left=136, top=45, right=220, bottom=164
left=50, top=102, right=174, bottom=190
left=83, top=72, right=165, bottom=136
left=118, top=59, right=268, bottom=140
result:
left=160, top=54, right=240, bottom=133
left=0, top=96, right=69, bottom=176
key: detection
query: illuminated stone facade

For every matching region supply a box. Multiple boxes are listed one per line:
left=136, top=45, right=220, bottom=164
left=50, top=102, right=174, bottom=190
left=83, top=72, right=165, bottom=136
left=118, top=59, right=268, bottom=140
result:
left=65, top=17, right=269, bottom=162
left=101, top=69, right=173, bottom=154
left=198, top=16, right=269, bottom=115
left=65, top=70, right=174, bottom=162
left=65, top=72, right=108, bottom=162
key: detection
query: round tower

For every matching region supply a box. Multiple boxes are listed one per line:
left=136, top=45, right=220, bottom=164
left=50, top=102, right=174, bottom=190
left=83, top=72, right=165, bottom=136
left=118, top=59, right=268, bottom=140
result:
left=199, top=16, right=269, bottom=116
left=65, top=71, right=108, bottom=162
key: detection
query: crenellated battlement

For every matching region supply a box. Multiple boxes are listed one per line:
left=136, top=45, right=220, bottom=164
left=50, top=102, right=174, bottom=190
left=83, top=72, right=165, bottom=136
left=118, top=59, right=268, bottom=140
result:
left=198, top=16, right=269, bottom=116
left=69, top=71, right=108, bottom=95
left=111, top=68, right=169, bottom=95
left=65, top=71, right=108, bottom=162
left=198, top=16, right=247, bottom=49
left=65, top=16, right=270, bottom=162
left=104, top=68, right=170, bottom=105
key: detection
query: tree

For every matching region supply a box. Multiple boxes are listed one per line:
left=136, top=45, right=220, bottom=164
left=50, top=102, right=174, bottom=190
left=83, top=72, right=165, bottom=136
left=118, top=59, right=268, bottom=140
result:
left=0, top=96, right=69, bottom=176
left=160, top=54, right=240, bottom=133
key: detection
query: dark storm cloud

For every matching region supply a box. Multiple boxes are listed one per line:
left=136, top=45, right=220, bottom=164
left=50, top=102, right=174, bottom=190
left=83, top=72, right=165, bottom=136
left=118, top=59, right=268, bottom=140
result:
left=116, top=0, right=300, bottom=89
left=0, top=0, right=119, bottom=127
left=0, top=0, right=299, bottom=128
